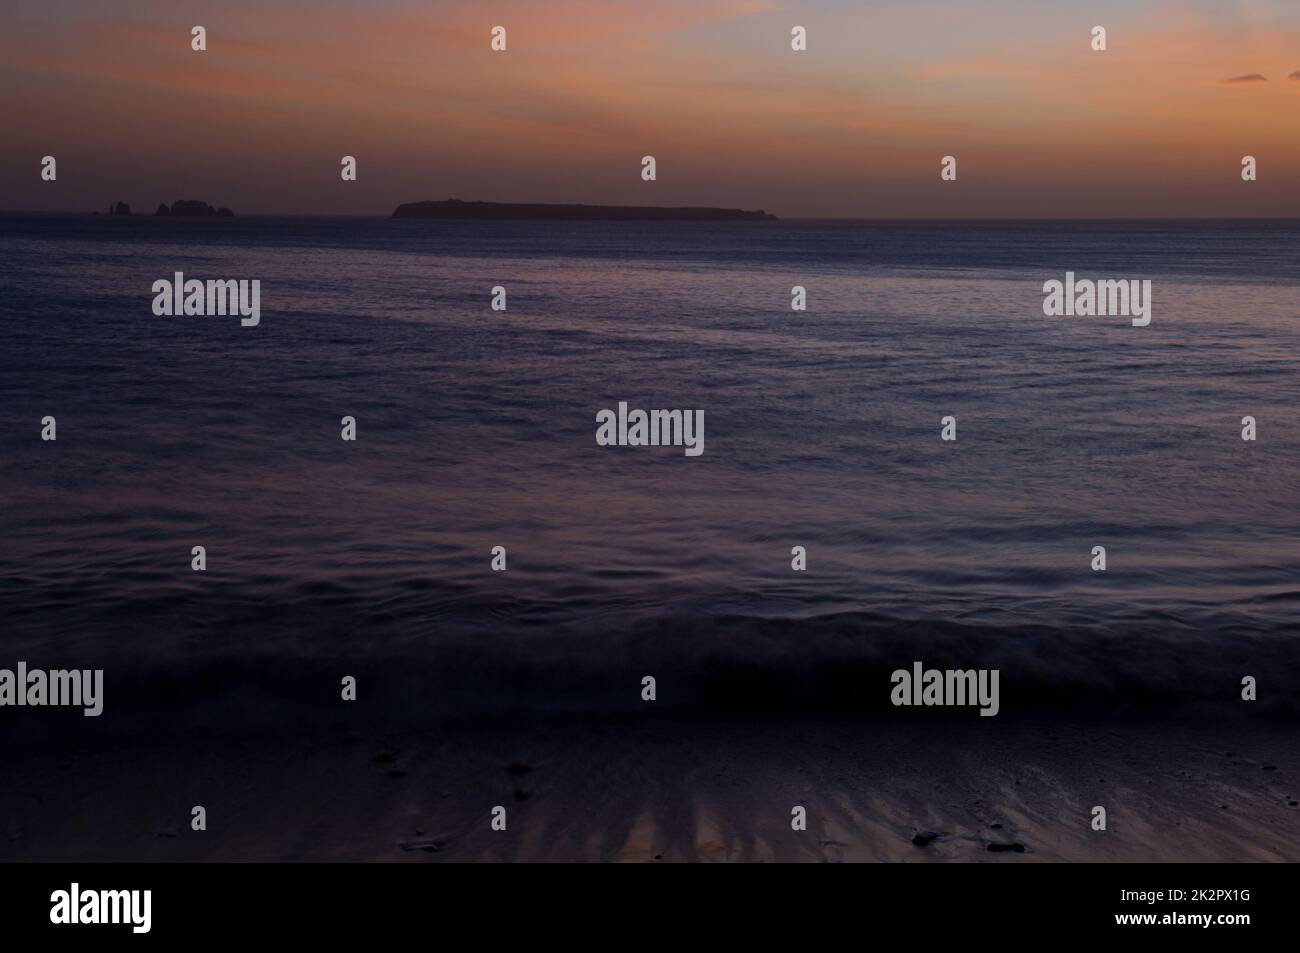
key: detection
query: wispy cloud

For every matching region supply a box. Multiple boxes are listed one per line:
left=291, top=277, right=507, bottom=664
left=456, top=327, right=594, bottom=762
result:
left=1223, top=73, right=1268, bottom=83
left=1289, top=70, right=1300, bottom=80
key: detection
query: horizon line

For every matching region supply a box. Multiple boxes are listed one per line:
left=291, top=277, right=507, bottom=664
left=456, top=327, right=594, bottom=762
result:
left=5, top=209, right=1300, bottom=222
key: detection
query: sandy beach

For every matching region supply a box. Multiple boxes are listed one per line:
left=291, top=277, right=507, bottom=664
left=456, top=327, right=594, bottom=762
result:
left=4, top=713, right=1296, bottom=863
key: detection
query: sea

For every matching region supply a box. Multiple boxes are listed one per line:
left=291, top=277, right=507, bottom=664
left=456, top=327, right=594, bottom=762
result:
left=1, top=215, right=1297, bottom=720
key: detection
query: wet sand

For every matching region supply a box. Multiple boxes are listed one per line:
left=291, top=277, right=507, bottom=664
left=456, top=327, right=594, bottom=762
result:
left=3, top=714, right=1296, bottom=862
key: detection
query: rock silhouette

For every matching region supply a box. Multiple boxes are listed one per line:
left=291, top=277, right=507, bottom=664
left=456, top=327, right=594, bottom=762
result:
left=170, top=200, right=217, bottom=216
left=163, top=200, right=235, bottom=217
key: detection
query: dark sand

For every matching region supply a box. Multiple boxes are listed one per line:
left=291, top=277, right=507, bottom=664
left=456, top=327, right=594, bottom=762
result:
left=3, top=714, right=1296, bottom=862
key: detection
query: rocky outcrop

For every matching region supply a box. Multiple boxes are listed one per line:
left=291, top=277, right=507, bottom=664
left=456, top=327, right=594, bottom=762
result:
left=140, top=200, right=235, bottom=216
left=170, top=200, right=219, bottom=216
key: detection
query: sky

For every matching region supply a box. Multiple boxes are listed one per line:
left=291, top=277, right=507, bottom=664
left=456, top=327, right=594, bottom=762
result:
left=2, top=0, right=1299, bottom=217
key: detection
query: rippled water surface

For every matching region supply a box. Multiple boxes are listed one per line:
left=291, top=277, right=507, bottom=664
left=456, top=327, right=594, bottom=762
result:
left=2, top=216, right=1298, bottom=669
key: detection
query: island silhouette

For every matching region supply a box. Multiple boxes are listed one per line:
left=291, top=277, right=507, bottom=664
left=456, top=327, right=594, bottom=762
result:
left=392, top=198, right=776, bottom=222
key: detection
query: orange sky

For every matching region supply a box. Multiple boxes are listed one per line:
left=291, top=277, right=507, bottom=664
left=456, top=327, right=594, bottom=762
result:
left=3, top=0, right=1298, bottom=216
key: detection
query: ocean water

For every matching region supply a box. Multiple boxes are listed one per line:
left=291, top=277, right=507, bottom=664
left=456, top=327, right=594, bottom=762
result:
left=1, top=215, right=1297, bottom=717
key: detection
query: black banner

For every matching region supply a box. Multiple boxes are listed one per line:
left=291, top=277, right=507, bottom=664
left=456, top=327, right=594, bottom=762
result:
left=0, top=862, right=1284, bottom=942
